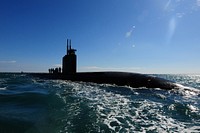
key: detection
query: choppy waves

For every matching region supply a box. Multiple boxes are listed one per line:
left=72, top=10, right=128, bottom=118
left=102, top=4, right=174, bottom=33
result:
left=0, top=73, right=200, bottom=132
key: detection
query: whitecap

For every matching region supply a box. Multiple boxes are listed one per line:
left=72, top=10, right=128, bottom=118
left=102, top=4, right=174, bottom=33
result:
left=55, top=80, right=200, bottom=132
left=187, top=104, right=199, bottom=113
left=174, top=83, right=200, bottom=96
left=0, top=87, right=6, bottom=90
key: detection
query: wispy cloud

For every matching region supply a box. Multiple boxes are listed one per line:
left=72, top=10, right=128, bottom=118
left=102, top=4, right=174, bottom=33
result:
left=0, top=60, right=16, bottom=64
left=176, top=12, right=185, bottom=18
left=80, top=66, right=142, bottom=72
left=164, top=0, right=172, bottom=10
left=53, top=64, right=62, bottom=68
left=191, top=0, right=200, bottom=11
left=197, top=0, right=200, bottom=6
left=125, top=26, right=135, bottom=38
left=82, top=66, right=101, bottom=70
left=164, top=0, right=200, bottom=14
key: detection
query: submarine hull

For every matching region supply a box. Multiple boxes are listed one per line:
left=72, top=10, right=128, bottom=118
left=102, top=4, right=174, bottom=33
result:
left=32, top=72, right=178, bottom=90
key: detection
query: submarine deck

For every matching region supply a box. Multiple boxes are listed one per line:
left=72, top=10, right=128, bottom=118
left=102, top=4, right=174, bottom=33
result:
left=30, top=72, right=178, bottom=90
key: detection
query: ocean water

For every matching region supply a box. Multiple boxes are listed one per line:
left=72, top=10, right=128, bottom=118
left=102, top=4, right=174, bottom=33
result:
left=0, top=73, right=200, bottom=133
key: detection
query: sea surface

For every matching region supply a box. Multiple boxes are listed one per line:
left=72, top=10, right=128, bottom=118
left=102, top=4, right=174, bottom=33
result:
left=0, top=73, right=200, bottom=133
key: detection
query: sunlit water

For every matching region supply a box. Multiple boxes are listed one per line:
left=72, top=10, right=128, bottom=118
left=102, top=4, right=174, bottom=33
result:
left=0, top=73, right=200, bottom=133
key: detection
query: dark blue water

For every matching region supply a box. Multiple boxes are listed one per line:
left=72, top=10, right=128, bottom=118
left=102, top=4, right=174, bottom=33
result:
left=0, top=73, right=200, bottom=133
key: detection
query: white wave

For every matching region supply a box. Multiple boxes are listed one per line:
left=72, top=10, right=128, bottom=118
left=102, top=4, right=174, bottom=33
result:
left=187, top=104, right=199, bottom=113
left=174, top=83, right=200, bottom=96
left=55, top=81, right=200, bottom=132
left=0, top=87, right=6, bottom=90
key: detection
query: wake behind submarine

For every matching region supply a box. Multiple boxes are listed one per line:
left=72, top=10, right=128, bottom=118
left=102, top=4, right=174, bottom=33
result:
left=33, top=39, right=185, bottom=90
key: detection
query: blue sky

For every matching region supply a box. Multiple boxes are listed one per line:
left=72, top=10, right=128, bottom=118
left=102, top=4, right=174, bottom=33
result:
left=0, top=0, right=200, bottom=74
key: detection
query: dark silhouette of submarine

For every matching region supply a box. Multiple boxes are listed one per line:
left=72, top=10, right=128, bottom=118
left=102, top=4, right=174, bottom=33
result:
left=32, top=39, right=182, bottom=90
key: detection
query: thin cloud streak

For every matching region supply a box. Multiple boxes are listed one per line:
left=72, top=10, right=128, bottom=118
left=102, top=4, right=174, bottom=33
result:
left=164, top=0, right=171, bottom=10
left=80, top=66, right=142, bottom=72
left=197, top=0, right=200, bottom=7
left=0, top=60, right=16, bottom=64
left=53, top=64, right=62, bottom=68
left=166, top=17, right=176, bottom=44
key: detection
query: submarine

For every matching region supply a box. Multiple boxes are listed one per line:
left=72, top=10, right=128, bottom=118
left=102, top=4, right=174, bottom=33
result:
left=31, top=39, right=186, bottom=90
